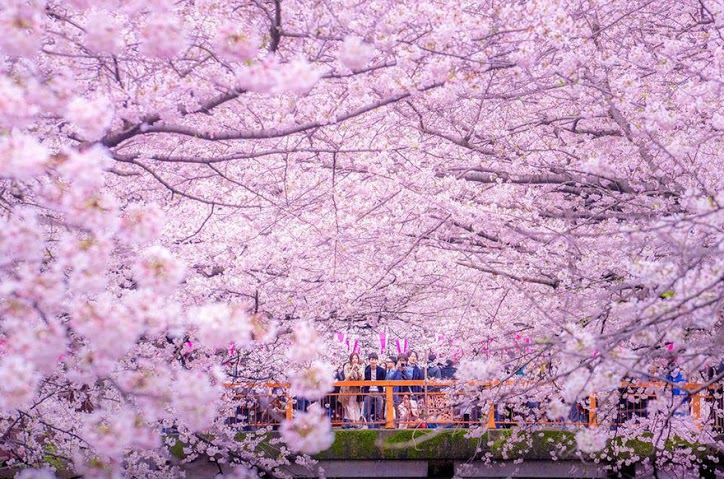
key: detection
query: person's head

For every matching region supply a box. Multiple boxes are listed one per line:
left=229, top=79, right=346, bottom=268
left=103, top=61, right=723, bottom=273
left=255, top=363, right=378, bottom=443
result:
left=402, top=394, right=410, bottom=404
left=386, top=356, right=397, bottom=369
left=445, top=359, right=454, bottom=368
left=397, top=353, right=408, bottom=369
left=428, top=353, right=436, bottom=364
left=408, top=351, right=418, bottom=365
left=368, top=352, right=378, bottom=368
left=349, top=352, right=360, bottom=365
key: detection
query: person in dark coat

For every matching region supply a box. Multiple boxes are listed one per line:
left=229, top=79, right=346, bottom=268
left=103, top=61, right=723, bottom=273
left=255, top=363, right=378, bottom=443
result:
left=363, top=353, right=387, bottom=426
left=407, top=351, right=424, bottom=393
left=426, top=353, right=442, bottom=380
left=440, top=359, right=457, bottom=379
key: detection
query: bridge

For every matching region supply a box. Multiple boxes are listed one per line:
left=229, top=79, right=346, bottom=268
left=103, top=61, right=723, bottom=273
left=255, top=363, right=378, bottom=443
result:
left=176, top=379, right=724, bottom=478
left=228, top=379, right=723, bottom=430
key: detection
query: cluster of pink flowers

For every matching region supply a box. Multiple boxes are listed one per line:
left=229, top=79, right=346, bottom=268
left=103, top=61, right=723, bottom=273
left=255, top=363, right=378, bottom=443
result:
left=279, top=403, right=335, bottom=454
left=189, top=303, right=252, bottom=350
left=289, top=361, right=336, bottom=401
left=235, top=58, right=321, bottom=95
left=214, top=22, right=260, bottom=62
left=0, top=131, right=50, bottom=180
left=132, top=245, right=186, bottom=294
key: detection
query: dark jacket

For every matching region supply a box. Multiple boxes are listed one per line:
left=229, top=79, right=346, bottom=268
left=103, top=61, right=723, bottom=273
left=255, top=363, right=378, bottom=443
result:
left=409, top=364, right=424, bottom=392
left=440, top=365, right=457, bottom=379
left=362, top=365, right=387, bottom=393
left=387, top=367, right=412, bottom=393
left=426, top=363, right=442, bottom=380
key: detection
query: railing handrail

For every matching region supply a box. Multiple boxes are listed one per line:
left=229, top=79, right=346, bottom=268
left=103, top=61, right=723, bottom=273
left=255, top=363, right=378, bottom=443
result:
left=224, top=379, right=723, bottom=430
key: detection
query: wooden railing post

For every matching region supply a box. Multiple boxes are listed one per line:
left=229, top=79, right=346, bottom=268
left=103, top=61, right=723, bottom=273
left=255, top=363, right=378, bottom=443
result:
left=692, top=391, right=701, bottom=424
left=487, top=404, right=496, bottom=429
left=285, top=392, right=293, bottom=421
left=385, top=384, right=395, bottom=429
left=589, top=394, right=597, bottom=427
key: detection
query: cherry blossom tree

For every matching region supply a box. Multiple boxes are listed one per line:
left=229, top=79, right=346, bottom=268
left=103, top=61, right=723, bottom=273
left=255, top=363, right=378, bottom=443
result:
left=0, top=0, right=722, bottom=477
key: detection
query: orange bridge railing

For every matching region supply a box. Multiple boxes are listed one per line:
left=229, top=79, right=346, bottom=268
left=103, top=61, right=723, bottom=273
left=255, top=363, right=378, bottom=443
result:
left=224, top=380, right=723, bottom=430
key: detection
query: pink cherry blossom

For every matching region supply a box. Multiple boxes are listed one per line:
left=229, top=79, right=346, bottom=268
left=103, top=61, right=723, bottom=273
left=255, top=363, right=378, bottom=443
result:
left=0, top=131, right=50, bottom=179
left=279, top=403, right=334, bottom=454
left=83, top=9, right=126, bottom=54
left=5, top=318, right=67, bottom=374
left=338, top=36, right=374, bottom=70
left=15, top=469, right=57, bottom=479
left=0, top=355, right=39, bottom=411
left=0, top=1, right=720, bottom=476
left=188, top=303, right=252, bottom=350
left=575, top=428, right=607, bottom=454
left=0, top=4, right=43, bottom=58
left=0, top=75, right=36, bottom=129
left=65, top=96, right=115, bottom=141
left=215, top=466, right=258, bottom=479
left=0, top=209, right=43, bottom=264
left=214, top=22, right=259, bottom=62
left=235, top=60, right=278, bottom=93
left=289, top=361, right=335, bottom=400
left=117, top=203, right=165, bottom=245
left=132, top=246, right=185, bottom=295
left=275, top=59, right=321, bottom=95
left=455, top=358, right=501, bottom=382
left=139, top=14, right=187, bottom=59
left=286, top=322, right=320, bottom=363
left=171, top=369, right=221, bottom=432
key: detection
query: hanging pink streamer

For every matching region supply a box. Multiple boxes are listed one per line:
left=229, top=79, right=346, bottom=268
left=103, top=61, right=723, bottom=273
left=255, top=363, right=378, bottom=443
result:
left=379, top=331, right=387, bottom=355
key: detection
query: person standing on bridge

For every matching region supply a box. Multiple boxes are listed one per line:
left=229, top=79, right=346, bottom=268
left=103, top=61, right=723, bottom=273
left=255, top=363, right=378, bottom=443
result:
left=388, top=353, right=413, bottom=409
left=340, top=353, right=364, bottom=426
left=363, top=352, right=386, bottom=427
left=407, top=351, right=425, bottom=400
left=384, top=356, right=397, bottom=379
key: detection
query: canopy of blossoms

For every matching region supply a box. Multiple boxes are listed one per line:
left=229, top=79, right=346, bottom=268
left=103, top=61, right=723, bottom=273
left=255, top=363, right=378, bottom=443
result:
left=0, top=0, right=722, bottom=477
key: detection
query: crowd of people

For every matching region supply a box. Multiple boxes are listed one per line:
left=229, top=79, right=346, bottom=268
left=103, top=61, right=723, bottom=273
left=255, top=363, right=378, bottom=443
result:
left=231, top=355, right=724, bottom=431
left=333, top=351, right=457, bottom=428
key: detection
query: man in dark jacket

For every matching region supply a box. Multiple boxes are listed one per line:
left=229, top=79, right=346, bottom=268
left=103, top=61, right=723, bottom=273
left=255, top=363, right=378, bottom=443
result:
left=407, top=351, right=425, bottom=394
left=426, top=353, right=442, bottom=380
left=363, top=353, right=387, bottom=426
left=440, top=359, right=457, bottom=379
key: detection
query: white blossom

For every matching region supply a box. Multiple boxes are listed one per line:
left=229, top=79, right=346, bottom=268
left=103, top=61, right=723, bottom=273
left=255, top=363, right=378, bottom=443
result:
left=189, top=303, right=252, bottom=350
left=214, top=22, right=259, bottom=62
left=65, top=96, right=115, bottom=141
left=575, top=428, right=607, bottom=454
left=15, top=468, right=57, bottom=479
left=455, top=358, right=501, bottom=382
left=0, top=355, right=39, bottom=411
left=280, top=403, right=334, bottom=454
left=139, top=14, right=186, bottom=58
left=132, top=246, right=185, bottom=295
left=338, top=36, right=373, bottom=70
left=83, top=9, right=125, bottom=54
left=286, top=322, right=320, bottom=363
left=290, top=361, right=335, bottom=400
left=0, top=131, right=50, bottom=179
